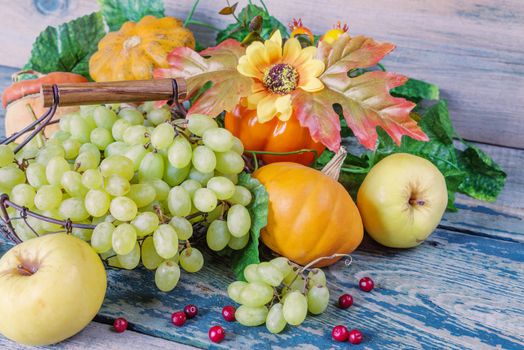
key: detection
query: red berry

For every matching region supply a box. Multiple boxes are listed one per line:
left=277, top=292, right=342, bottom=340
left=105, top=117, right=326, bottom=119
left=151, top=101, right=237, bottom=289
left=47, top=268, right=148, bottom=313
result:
left=171, top=311, right=186, bottom=327
left=338, top=294, right=353, bottom=309
left=359, top=277, right=374, bottom=292
left=113, top=318, right=128, bottom=333
left=332, top=325, right=349, bottom=342
left=348, top=329, right=363, bottom=344
left=222, top=305, right=236, bottom=322
left=184, top=304, right=198, bottom=319
left=208, top=325, right=225, bottom=343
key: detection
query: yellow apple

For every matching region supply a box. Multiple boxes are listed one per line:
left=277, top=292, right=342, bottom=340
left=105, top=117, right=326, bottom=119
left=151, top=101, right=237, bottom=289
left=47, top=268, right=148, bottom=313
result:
left=0, top=233, right=107, bottom=346
left=357, top=153, right=447, bottom=248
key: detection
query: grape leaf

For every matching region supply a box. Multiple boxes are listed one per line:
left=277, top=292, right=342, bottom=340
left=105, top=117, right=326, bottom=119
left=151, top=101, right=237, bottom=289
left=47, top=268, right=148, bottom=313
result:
left=216, top=4, right=288, bottom=44
left=316, top=34, right=428, bottom=150
left=23, top=13, right=106, bottom=79
left=231, top=173, right=269, bottom=281
left=391, top=78, right=440, bottom=103
left=97, top=0, right=165, bottom=31
left=154, top=39, right=252, bottom=118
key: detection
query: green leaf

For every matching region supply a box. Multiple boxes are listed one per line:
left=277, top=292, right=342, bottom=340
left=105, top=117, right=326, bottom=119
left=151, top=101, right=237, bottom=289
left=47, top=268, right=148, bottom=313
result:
left=231, top=172, right=269, bottom=281
left=457, top=145, right=506, bottom=201
left=391, top=78, right=440, bottom=103
left=97, top=0, right=165, bottom=31
left=216, top=4, right=288, bottom=44
left=23, top=12, right=106, bottom=79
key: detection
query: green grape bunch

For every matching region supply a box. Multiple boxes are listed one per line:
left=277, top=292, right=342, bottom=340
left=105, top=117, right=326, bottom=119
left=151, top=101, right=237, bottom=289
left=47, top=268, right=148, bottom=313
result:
left=228, top=257, right=330, bottom=333
left=0, top=103, right=253, bottom=292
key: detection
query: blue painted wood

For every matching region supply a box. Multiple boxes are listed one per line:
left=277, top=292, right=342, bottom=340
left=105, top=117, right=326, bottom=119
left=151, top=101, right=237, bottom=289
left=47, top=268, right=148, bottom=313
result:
left=2, top=228, right=520, bottom=350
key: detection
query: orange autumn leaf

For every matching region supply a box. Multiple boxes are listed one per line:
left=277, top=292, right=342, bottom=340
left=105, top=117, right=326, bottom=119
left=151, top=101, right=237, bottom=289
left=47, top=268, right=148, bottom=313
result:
left=314, top=34, right=428, bottom=149
left=154, top=39, right=252, bottom=117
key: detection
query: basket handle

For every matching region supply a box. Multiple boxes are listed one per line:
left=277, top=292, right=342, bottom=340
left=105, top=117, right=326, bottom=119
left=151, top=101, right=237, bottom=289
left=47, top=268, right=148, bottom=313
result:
left=41, top=78, right=187, bottom=107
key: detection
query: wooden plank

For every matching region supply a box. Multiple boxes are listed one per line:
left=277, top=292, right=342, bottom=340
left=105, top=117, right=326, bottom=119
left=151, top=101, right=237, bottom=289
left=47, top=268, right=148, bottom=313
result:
left=0, top=321, right=196, bottom=349
left=1, top=229, right=520, bottom=350
left=0, top=0, right=523, bottom=148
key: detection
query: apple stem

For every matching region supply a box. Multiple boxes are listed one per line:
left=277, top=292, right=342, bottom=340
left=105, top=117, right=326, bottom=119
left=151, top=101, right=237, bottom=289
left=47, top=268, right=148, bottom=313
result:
left=17, top=264, right=35, bottom=276
left=321, top=147, right=347, bottom=180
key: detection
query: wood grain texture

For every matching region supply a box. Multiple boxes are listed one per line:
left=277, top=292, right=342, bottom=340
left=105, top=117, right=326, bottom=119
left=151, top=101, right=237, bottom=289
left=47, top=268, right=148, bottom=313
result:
left=1, top=229, right=521, bottom=350
left=0, top=0, right=523, bottom=148
left=0, top=321, right=196, bottom=350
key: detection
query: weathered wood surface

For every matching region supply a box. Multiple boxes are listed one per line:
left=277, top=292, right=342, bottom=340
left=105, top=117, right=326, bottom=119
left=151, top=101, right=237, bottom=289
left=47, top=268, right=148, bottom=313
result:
left=0, top=228, right=522, bottom=350
left=0, top=0, right=523, bottom=148
left=0, top=318, right=195, bottom=350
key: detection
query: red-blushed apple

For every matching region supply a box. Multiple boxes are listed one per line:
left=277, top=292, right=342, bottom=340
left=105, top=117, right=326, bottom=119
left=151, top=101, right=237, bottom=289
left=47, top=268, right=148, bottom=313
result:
left=0, top=233, right=107, bottom=345
left=357, top=153, right=447, bottom=248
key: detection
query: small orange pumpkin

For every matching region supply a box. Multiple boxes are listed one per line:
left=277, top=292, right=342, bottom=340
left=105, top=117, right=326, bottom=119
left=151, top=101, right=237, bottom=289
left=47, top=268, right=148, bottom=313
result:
left=253, top=158, right=363, bottom=267
left=224, top=103, right=325, bottom=166
left=2, top=71, right=87, bottom=140
left=89, top=16, right=195, bottom=82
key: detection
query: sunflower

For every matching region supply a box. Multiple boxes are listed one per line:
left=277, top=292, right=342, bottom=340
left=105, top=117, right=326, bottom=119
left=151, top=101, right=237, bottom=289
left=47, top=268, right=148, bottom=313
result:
left=237, top=30, right=325, bottom=123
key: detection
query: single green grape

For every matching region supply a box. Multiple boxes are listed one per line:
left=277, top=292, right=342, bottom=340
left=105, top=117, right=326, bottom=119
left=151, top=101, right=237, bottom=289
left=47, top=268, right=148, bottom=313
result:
left=228, top=186, right=252, bottom=206
left=147, top=179, right=171, bottom=201
left=151, top=123, right=175, bottom=150
left=91, top=222, right=115, bottom=253
left=235, top=305, right=268, bottom=327
left=117, top=242, right=141, bottom=270
left=244, top=264, right=262, bottom=283
left=100, top=155, right=134, bottom=181
left=227, top=204, right=251, bottom=237
left=179, top=247, right=204, bottom=273
left=155, top=260, right=181, bottom=292
left=112, top=223, right=137, bottom=255
left=82, top=169, right=104, bottom=189
left=192, top=188, right=217, bottom=213
left=34, top=185, right=62, bottom=210
left=59, top=197, right=90, bottom=222
left=124, top=144, right=148, bottom=171
left=141, top=236, right=163, bottom=270
left=257, top=262, right=284, bottom=287
left=11, top=184, right=36, bottom=209
left=266, top=303, right=287, bottom=334
left=227, top=281, right=247, bottom=303
left=62, top=138, right=81, bottom=160
left=0, top=167, right=25, bottom=189
left=227, top=233, right=249, bottom=250
left=85, top=189, right=111, bottom=217
left=169, top=216, right=193, bottom=240
left=307, top=285, right=330, bottom=315
left=188, top=168, right=214, bottom=186
left=119, top=108, right=144, bottom=125
left=59, top=113, right=73, bottom=132
left=168, top=136, right=192, bottom=168
left=46, top=156, right=70, bottom=185
left=215, top=150, right=245, bottom=175
left=69, top=114, right=93, bottom=143
left=104, top=175, right=130, bottom=197
left=146, top=108, right=171, bottom=125
left=139, top=152, right=164, bottom=181
left=110, top=196, right=138, bottom=222
left=163, top=162, right=190, bottom=187
left=215, top=172, right=238, bottom=185
left=307, top=268, right=327, bottom=288
left=126, top=183, right=156, bottom=208
left=239, top=281, right=274, bottom=307
left=26, top=163, right=48, bottom=188
left=153, top=224, right=179, bottom=259
left=131, top=211, right=160, bottom=237
left=270, top=257, right=293, bottom=277
left=191, top=145, right=216, bottom=173
left=167, top=186, right=191, bottom=217
left=90, top=127, right=114, bottom=150
left=202, top=128, right=234, bottom=152
left=282, top=291, right=308, bottom=326
left=231, top=136, right=244, bottom=155
left=75, top=151, right=100, bottom=172
left=187, top=114, right=218, bottom=136
left=104, top=141, right=129, bottom=158
left=123, top=125, right=149, bottom=146
left=206, top=176, right=235, bottom=200
left=0, top=145, right=14, bottom=167
left=61, top=171, right=88, bottom=197
left=112, top=119, right=131, bottom=141
left=206, top=220, right=231, bottom=251
left=93, top=106, right=118, bottom=129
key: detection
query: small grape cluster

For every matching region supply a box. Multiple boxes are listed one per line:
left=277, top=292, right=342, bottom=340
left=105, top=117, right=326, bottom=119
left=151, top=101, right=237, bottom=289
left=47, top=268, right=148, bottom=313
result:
left=0, top=102, right=253, bottom=292
left=227, top=257, right=330, bottom=333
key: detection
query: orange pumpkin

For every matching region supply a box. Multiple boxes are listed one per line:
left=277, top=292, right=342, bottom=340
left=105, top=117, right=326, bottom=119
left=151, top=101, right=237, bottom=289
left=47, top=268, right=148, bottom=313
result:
left=224, top=103, right=325, bottom=166
left=89, top=16, right=195, bottom=82
left=2, top=71, right=87, bottom=140
left=253, top=162, right=363, bottom=267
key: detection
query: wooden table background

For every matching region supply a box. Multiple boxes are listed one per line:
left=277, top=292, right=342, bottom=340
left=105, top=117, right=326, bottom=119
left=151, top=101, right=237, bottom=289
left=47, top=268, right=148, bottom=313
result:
left=0, top=0, right=523, bottom=349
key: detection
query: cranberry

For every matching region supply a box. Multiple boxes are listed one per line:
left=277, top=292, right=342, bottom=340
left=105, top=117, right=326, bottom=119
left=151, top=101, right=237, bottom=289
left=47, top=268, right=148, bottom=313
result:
left=348, top=329, right=363, bottom=344
left=113, top=318, right=128, bottom=333
left=222, top=305, right=236, bottom=322
left=171, top=311, right=186, bottom=327
left=338, top=294, right=354, bottom=309
left=184, top=304, right=198, bottom=319
left=208, top=325, right=225, bottom=343
left=331, top=325, right=349, bottom=342
left=359, top=277, right=374, bottom=292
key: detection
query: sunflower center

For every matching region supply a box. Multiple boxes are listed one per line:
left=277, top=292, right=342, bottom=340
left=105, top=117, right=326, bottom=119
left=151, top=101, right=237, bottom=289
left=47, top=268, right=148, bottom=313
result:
left=263, top=63, right=298, bottom=94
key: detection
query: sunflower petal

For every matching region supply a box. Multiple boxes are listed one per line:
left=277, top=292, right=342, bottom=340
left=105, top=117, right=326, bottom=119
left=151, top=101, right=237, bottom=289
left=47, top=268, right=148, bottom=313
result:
left=269, top=30, right=283, bottom=47
left=299, top=77, right=324, bottom=92
left=257, top=94, right=278, bottom=123
left=298, top=59, right=325, bottom=78
left=283, top=37, right=302, bottom=64
left=275, top=94, right=293, bottom=121
left=247, top=90, right=268, bottom=109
